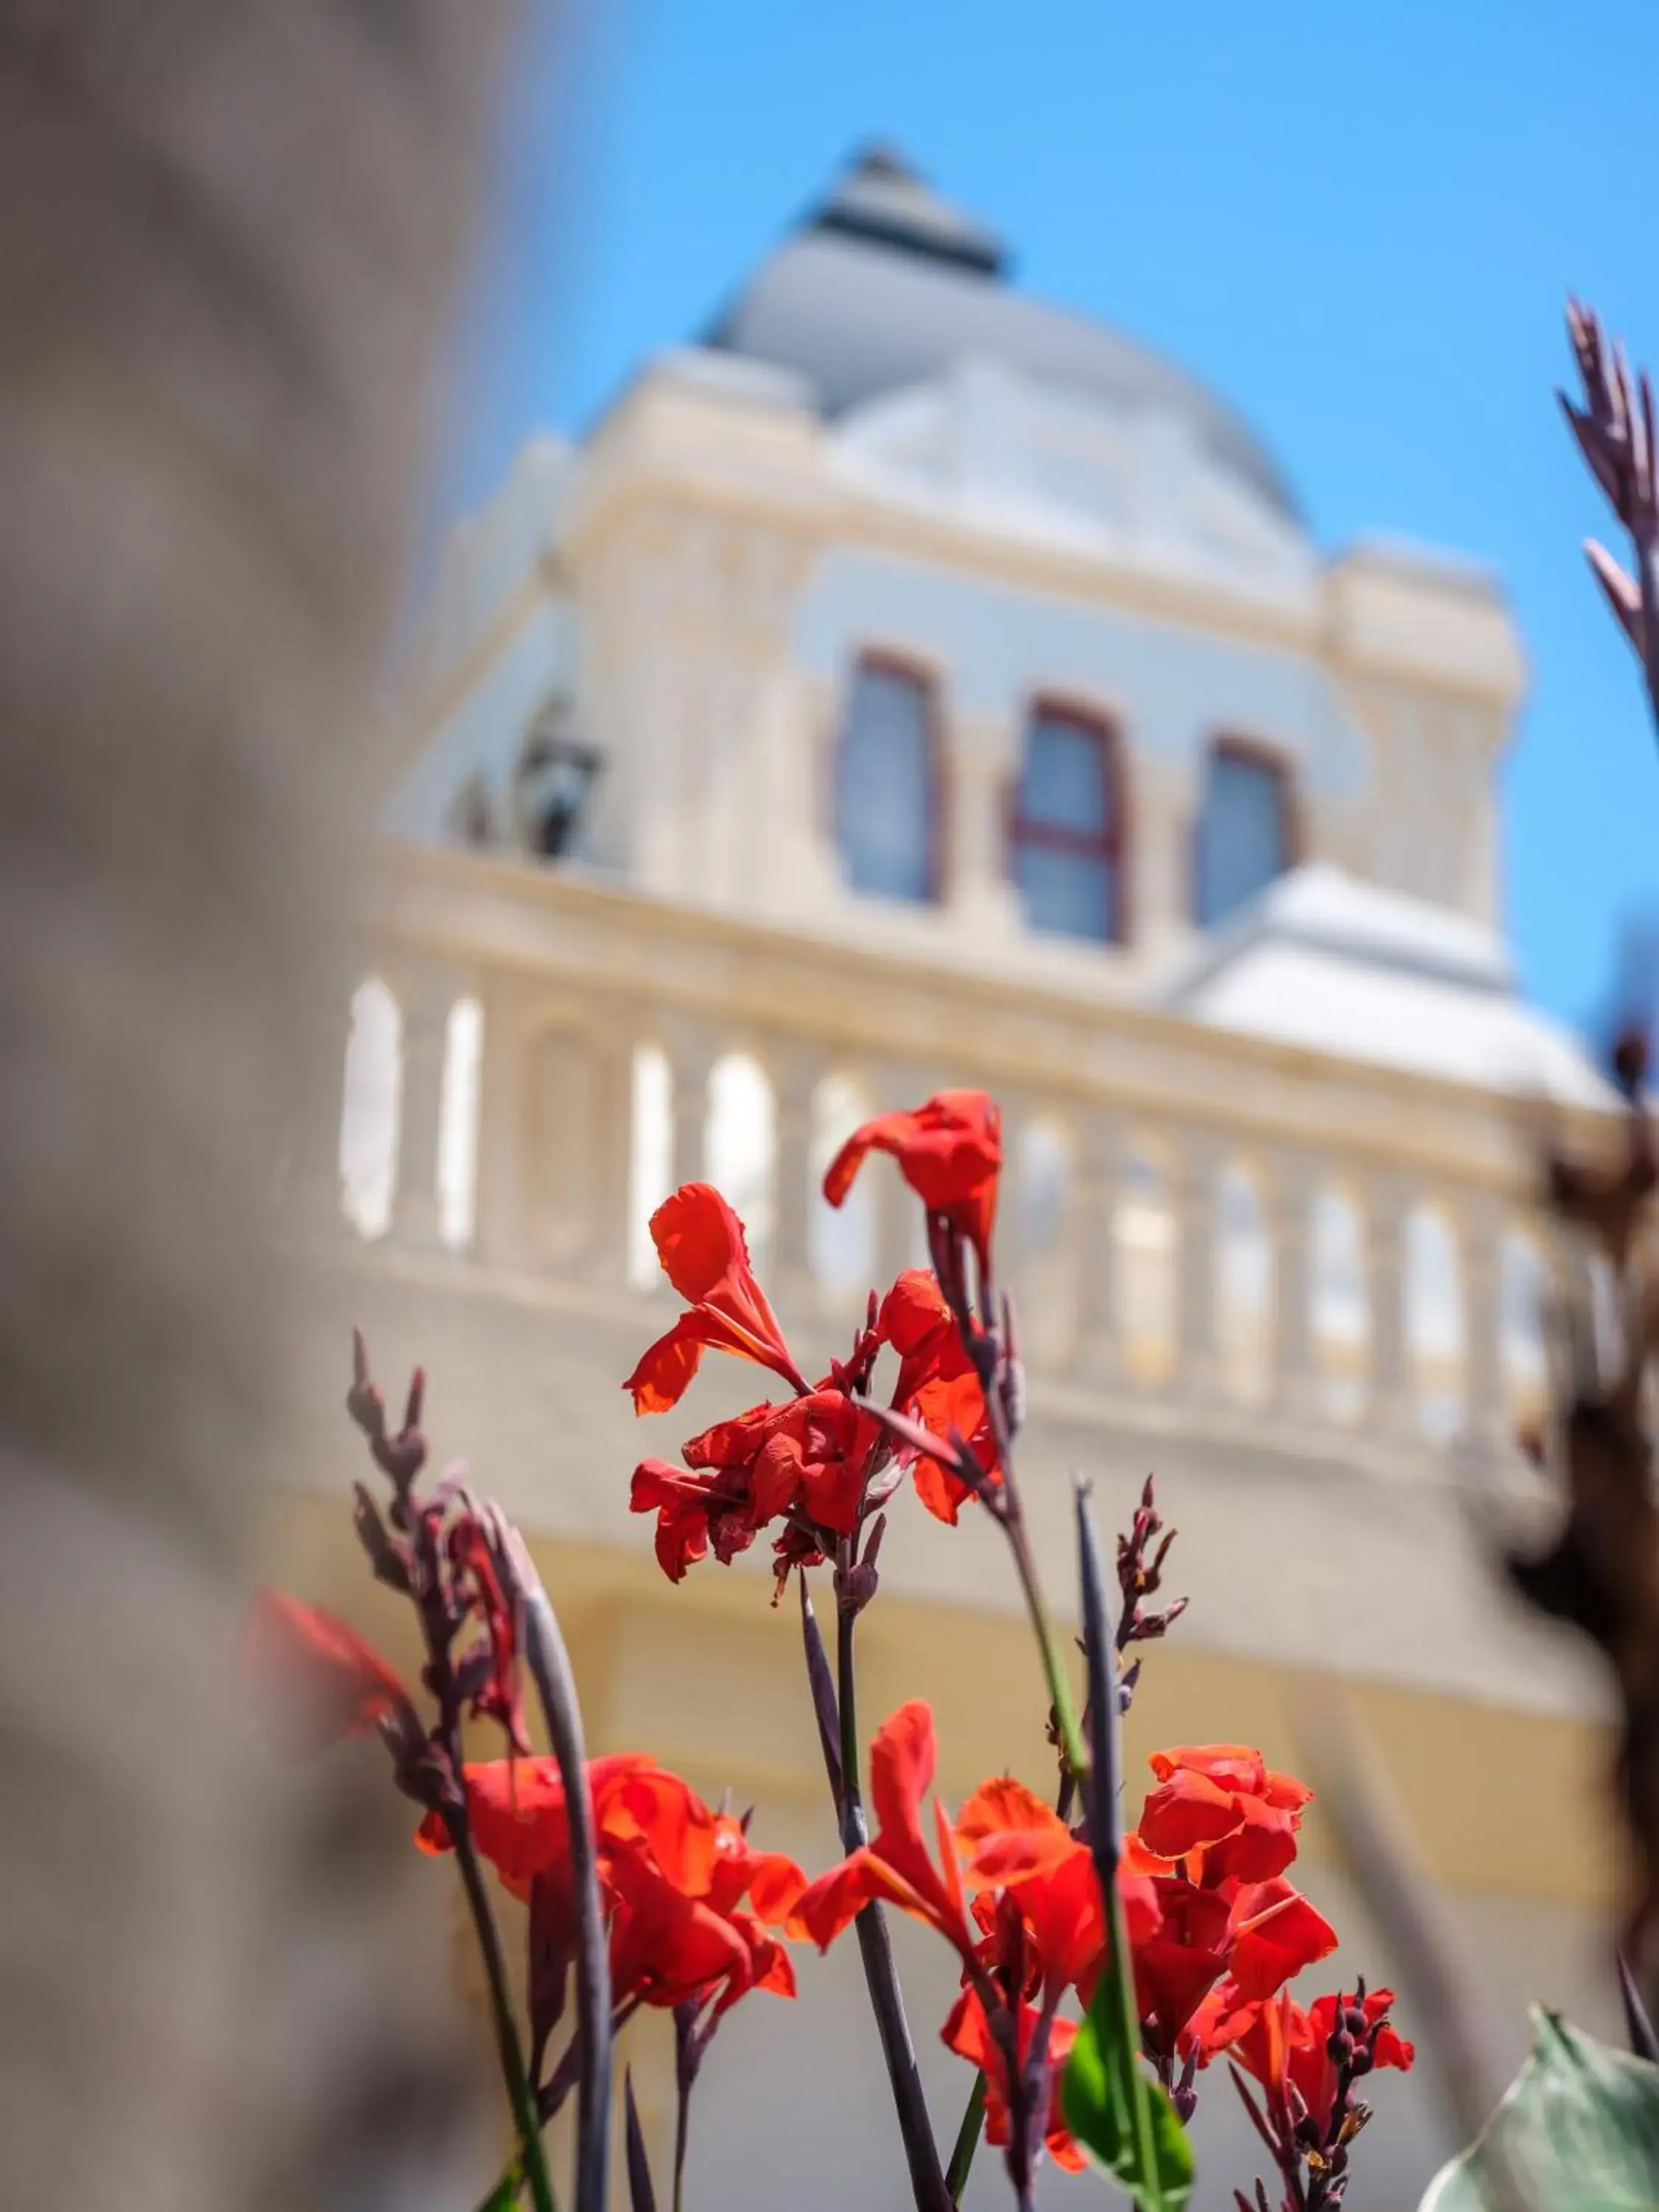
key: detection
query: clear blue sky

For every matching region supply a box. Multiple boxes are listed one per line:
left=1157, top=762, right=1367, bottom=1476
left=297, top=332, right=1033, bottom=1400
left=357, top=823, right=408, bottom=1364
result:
left=437, top=0, right=1659, bottom=1035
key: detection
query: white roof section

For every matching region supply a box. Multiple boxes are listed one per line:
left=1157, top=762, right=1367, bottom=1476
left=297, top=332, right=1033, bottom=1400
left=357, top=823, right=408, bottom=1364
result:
left=1161, top=864, right=1610, bottom=1107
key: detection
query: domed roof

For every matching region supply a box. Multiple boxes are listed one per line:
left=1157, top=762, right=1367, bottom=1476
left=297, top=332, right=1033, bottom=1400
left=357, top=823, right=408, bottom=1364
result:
left=706, top=146, right=1301, bottom=521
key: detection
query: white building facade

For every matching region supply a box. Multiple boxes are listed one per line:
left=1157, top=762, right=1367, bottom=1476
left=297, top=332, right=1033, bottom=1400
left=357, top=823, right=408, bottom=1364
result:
left=282, top=150, right=1624, bottom=2212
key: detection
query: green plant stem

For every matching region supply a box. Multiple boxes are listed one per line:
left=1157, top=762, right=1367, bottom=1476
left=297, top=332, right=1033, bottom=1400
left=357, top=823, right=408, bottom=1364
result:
left=945, top=2071, right=989, bottom=2202
left=1101, top=1833, right=1161, bottom=2211
left=453, top=1828, right=558, bottom=2212
left=1002, top=1503, right=1088, bottom=1781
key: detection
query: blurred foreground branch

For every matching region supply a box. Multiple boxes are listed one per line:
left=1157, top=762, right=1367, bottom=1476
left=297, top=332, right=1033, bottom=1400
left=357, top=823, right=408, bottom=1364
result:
left=0, top=6, right=518, bottom=2208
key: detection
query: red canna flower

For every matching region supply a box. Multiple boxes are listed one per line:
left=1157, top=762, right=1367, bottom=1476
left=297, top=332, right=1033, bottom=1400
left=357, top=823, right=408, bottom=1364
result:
left=801, top=1705, right=1178, bottom=2191
left=417, top=1750, right=807, bottom=2026
left=625, top=1184, right=807, bottom=1414
left=824, top=1091, right=1002, bottom=1280
left=1125, top=1745, right=1335, bottom=2052
left=1138, top=1743, right=1312, bottom=1886
left=415, top=1750, right=661, bottom=1896
left=953, top=1773, right=1079, bottom=1889
left=876, top=1270, right=998, bottom=1520
left=243, top=1587, right=414, bottom=1753
left=943, top=1987, right=1085, bottom=2174
left=964, top=1805, right=1158, bottom=2019
left=798, top=1706, right=1153, bottom=2003
left=796, top=1700, right=977, bottom=1967
left=1193, top=1983, right=1414, bottom=2133
left=630, top=1391, right=880, bottom=1587
left=604, top=1844, right=759, bottom=2011
left=1131, top=1874, right=1237, bottom=2052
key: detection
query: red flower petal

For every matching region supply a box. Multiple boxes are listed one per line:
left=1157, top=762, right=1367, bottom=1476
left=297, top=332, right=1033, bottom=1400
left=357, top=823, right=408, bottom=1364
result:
left=796, top=1848, right=926, bottom=1947
left=623, top=1184, right=801, bottom=1413
left=1201, top=1793, right=1301, bottom=1885
left=824, top=1093, right=1001, bottom=1267
left=622, top=1316, right=708, bottom=1417
left=648, top=1183, right=748, bottom=1304
left=954, top=1775, right=1077, bottom=1888
left=1147, top=1744, right=1268, bottom=1793
left=1228, top=1881, right=1339, bottom=2000
left=1137, top=1767, right=1245, bottom=1857
left=243, top=1588, right=410, bottom=1752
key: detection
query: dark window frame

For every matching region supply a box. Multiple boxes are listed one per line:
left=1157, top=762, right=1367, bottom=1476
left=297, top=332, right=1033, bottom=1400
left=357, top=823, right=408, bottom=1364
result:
left=830, top=649, right=947, bottom=906
left=1190, top=734, right=1299, bottom=928
left=1006, top=696, right=1129, bottom=946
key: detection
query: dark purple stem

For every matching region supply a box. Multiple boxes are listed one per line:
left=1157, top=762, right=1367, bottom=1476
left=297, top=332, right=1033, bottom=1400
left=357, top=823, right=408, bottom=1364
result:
left=518, top=1565, right=611, bottom=2212
left=797, top=1579, right=951, bottom=2212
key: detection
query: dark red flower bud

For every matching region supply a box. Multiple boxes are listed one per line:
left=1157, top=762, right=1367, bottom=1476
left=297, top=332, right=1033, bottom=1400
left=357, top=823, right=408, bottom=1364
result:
left=346, top=1327, right=385, bottom=1438
left=1349, top=2044, right=1374, bottom=2077
left=352, top=1482, right=412, bottom=1593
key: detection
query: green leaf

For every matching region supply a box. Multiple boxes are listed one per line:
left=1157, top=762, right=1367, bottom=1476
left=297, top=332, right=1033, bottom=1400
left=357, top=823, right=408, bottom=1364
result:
left=1062, top=1978, right=1194, bottom=2212
left=471, top=2158, right=524, bottom=2212
left=1421, top=2008, right=1659, bottom=2212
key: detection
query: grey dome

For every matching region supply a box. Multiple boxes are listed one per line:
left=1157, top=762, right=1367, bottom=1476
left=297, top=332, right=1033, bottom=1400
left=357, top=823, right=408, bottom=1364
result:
left=706, top=145, right=1301, bottom=523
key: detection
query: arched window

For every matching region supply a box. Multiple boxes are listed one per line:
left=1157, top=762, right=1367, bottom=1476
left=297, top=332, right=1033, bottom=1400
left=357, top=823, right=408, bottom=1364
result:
left=706, top=1053, right=777, bottom=1275
left=1113, top=1141, right=1176, bottom=1385
left=835, top=657, right=939, bottom=903
left=810, top=1073, right=877, bottom=1306
left=627, top=1043, right=674, bottom=1291
left=339, top=978, right=401, bottom=1240
left=1010, top=704, right=1123, bottom=942
left=1194, top=738, right=1293, bottom=926
left=437, top=996, right=483, bottom=1252
left=1405, top=1203, right=1465, bottom=1441
left=1016, top=1118, right=1077, bottom=1368
left=1215, top=1161, right=1273, bottom=1405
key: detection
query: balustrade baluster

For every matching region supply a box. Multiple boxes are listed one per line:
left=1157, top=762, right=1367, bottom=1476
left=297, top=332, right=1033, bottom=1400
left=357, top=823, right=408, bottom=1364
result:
left=471, top=971, right=530, bottom=1270
left=1363, top=1173, right=1411, bottom=1439
left=582, top=1017, right=636, bottom=1288
left=387, top=964, right=454, bottom=1252
left=1172, top=1131, right=1220, bottom=1403
left=1269, top=1150, right=1315, bottom=1419
left=1458, top=1190, right=1506, bottom=1453
left=1074, top=1114, right=1124, bottom=1385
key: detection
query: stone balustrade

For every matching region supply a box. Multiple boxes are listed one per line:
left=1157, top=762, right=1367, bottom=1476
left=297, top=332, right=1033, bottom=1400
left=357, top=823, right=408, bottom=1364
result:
left=308, top=843, right=1580, bottom=1476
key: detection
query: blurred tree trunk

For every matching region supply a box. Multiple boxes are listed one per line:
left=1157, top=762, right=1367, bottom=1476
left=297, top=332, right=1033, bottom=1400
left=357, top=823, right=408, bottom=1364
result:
left=0, top=6, right=520, bottom=2206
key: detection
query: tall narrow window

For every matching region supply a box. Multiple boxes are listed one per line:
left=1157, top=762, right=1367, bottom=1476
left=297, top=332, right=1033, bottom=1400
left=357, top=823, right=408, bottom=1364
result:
left=1011, top=705, right=1121, bottom=942
left=836, top=658, right=938, bottom=902
left=1194, top=739, right=1293, bottom=926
